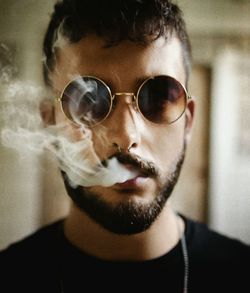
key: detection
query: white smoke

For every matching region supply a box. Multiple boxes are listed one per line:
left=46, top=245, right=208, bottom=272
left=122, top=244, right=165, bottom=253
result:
left=0, top=21, right=139, bottom=188
left=0, top=58, right=139, bottom=190
left=0, top=43, right=18, bottom=83
left=0, top=79, right=139, bottom=187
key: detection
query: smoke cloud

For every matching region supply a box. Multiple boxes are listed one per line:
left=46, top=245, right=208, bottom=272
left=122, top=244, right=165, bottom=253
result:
left=0, top=43, right=138, bottom=188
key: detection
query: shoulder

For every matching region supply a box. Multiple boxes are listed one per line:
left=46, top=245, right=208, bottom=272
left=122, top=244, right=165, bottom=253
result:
left=184, top=216, right=250, bottom=261
left=183, top=216, right=250, bottom=291
left=0, top=219, right=64, bottom=259
left=0, top=219, right=64, bottom=291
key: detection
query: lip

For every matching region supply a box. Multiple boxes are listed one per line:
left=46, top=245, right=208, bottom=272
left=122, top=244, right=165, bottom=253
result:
left=115, top=175, right=149, bottom=189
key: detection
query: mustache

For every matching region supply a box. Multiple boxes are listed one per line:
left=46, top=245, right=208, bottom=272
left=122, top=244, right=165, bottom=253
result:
left=103, top=152, right=159, bottom=177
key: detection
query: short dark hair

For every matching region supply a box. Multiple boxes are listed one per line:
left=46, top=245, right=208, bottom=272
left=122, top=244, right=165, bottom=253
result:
left=43, top=0, right=191, bottom=86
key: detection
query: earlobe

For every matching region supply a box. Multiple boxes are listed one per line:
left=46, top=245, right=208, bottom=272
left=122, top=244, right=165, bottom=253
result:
left=184, top=98, right=195, bottom=142
left=39, top=99, right=55, bottom=126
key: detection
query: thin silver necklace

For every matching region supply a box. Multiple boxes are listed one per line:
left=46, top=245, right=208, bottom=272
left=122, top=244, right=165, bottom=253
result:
left=60, top=217, right=189, bottom=293
left=177, top=216, right=189, bottom=293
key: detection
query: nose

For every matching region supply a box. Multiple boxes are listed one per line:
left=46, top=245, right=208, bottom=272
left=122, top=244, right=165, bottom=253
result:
left=106, top=94, right=141, bottom=152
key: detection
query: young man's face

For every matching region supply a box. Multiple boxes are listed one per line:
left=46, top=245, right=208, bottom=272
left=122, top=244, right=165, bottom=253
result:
left=51, top=35, right=194, bottom=234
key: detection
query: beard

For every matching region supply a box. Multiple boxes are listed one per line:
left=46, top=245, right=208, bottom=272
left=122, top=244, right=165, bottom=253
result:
left=62, top=146, right=186, bottom=235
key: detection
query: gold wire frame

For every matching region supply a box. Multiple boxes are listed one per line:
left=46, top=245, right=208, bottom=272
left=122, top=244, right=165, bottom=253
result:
left=56, top=75, right=192, bottom=127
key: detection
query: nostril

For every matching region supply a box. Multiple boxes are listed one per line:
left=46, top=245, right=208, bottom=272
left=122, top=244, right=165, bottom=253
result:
left=112, top=142, right=137, bottom=153
left=112, top=143, right=122, bottom=153
left=129, top=142, right=137, bottom=150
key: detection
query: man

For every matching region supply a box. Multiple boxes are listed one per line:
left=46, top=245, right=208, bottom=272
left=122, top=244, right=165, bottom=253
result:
left=0, top=1, right=249, bottom=292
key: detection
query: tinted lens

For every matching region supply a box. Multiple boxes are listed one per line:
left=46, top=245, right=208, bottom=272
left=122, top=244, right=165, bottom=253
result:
left=61, top=77, right=111, bottom=125
left=138, top=75, right=187, bottom=124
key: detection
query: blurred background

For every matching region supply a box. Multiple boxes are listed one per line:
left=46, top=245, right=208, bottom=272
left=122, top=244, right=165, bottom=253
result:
left=0, top=0, right=250, bottom=249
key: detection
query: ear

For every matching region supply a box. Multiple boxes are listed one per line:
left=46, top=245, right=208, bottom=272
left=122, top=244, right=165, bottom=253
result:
left=39, top=99, right=55, bottom=126
left=184, top=97, right=195, bottom=143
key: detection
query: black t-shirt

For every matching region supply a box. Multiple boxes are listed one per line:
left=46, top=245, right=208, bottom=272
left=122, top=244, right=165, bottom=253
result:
left=0, top=216, right=249, bottom=293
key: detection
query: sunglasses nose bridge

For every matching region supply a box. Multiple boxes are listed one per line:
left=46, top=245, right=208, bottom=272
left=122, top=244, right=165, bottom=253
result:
left=113, top=92, right=135, bottom=98
left=113, top=92, right=137, bottom=108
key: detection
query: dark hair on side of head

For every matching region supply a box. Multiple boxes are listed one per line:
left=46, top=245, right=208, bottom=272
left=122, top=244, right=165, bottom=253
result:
left=43, top=0, right=191, bottom=87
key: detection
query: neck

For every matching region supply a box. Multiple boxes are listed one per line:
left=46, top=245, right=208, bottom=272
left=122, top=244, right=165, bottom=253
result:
left=63, top=202, right=185, bottom=261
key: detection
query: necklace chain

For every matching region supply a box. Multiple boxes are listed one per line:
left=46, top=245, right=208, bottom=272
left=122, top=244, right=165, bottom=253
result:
left=180, top=225, right=189, bottom=293
left=176, top=212, right=189, bottom=293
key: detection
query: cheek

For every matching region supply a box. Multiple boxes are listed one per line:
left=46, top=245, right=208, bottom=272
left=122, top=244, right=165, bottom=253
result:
left=54, top=103, right=90, bottom=142
left=54, top=103, right=65, bottom=124
left=91, top=127, right=111, bottom=159
left=144, top=120, right=185, bottom=172
left=54, top=101, right=108, bottom=159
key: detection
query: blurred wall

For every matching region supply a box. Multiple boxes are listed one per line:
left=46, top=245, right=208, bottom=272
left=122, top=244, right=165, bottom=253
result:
left=0, top=0, right=250, bottom=249
left=0, top=0, right=68, bottom=249
left=176, top=0, right=250, bottom=243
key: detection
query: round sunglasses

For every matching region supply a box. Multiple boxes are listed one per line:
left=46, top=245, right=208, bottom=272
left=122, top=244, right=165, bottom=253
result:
left=56, top=75, right=191, bottom=127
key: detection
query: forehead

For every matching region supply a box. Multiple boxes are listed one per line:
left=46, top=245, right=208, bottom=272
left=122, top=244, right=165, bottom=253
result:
left=51, top=35, right=185, bottom=91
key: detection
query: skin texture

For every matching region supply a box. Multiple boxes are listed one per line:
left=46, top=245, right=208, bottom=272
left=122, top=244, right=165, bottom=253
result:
left=50, top=34, right=195, bottom=261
